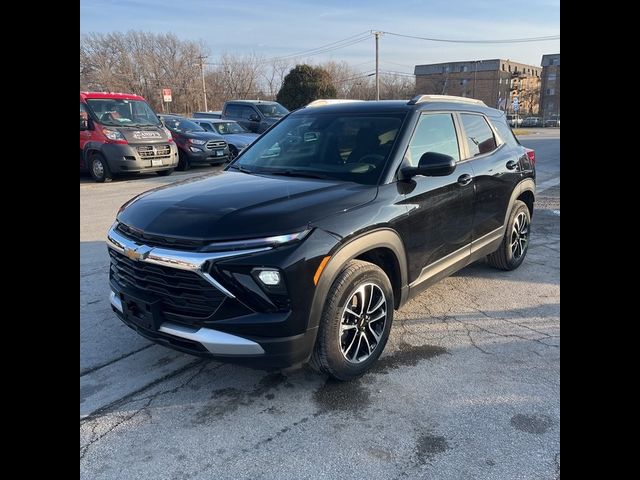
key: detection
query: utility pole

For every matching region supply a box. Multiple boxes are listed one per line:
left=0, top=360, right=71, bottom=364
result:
left=373, top=31, right=381, bottom=100
left=197, top=55, right=208, bottom=111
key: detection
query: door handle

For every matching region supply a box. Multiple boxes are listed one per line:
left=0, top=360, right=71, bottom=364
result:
left=457, top=174, right=473, bottom=186
left=506, top=160, right=518, bottom=170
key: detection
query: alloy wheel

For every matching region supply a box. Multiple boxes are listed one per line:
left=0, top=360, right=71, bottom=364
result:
left=339, top=283, right=387, bottom=363
left=510, top=212, right=530, bottom=259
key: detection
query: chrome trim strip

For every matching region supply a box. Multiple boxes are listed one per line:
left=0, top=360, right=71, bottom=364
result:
left=110, top=290, right=123, bottom=313
left=158, top=322, right=265, bottom=355
left=107, top=225, right=271, bottom=298
left=410, top=227, right=504, bottom=288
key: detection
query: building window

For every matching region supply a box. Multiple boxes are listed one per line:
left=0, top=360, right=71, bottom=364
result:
left=460, top=65, right=468, bottom=72
left=508, top=65, right=512, bottom=72
left=502, top=64, right=505, bottom=71
left=460, top=79, right=468, bottom=86
left=546, top=88, right=555, bottom=95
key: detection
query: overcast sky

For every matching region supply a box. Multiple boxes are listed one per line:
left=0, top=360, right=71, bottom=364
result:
left=80, top=0, right=560, bottom=73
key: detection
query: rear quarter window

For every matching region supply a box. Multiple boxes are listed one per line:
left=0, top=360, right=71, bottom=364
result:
left=491, top=117, right=520, bottom=148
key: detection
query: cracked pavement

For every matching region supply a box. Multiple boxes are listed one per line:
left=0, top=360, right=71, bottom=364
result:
left=80, top=130, right=559, bottom=479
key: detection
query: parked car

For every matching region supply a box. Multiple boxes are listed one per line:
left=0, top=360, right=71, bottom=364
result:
left=109, top=95, right=535, bottom=380
left=544, top=115, right=560, bottom=127
left=80, top=92, right=178, bottom=182
left=222, top=100, right=289, bottom=133
left=193, top=111, right=223, bottom=119
left=158, top=115, right=229, bottom=170
left=506, top=114, right=523, bottom=128
left=522, top=117, right=542, bottom=127
left=191, top=119, right=260, bottom=159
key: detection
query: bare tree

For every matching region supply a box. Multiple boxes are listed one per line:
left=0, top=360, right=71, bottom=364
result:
left=80, top=31, right=209, bottom=114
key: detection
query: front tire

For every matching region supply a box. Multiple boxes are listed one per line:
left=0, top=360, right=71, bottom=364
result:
left=310, top=260, right=394, bottom=381
left=89, top=153, right=112, bottom=183
left=228, top=145, right=238, bottom=161
left=176, top=150, right=190, bottom=171
left=487, top=200, right=531, bottom=270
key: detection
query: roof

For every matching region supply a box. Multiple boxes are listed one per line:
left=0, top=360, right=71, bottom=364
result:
left=80, top=91, right=146, bottom=101
left=191, top=118, right=236, bottom=124
left=224, top=100, right=280, bottom=105
left=289, top=97, right=500, bottom=116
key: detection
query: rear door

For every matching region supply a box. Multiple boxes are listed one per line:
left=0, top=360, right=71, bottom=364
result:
left=457, top=113, right=521, bottom=241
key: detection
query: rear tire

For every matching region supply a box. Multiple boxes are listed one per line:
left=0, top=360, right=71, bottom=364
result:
left=310, top=260, right=394, bottom=381
left=156, top=169, right=174, bottom=176
left=487, top=200, right=531, bottom=270
left=176, top=150, right=190, bottom=171
left=89, top=153, right=112, bottom=183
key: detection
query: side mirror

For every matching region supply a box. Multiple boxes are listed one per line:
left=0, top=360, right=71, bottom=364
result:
left=80, top=115, right=89, bottom=131
left=249, top=114, right=260, bottom=122
left=401, top=152, right=456, bottom=178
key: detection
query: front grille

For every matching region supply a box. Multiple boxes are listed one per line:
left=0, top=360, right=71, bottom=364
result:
left=205, top=140, right=226, bottom=150
left=136, top=144, right=172, bottom=158
left=116, top=223, right=205, bottom=251
left=109, top=249, right=226, bottom=324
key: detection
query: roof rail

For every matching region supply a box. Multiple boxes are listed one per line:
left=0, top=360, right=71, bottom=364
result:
left=306, top=99, right=365, bottom=108
left=407, top=94, right=486, bottom=106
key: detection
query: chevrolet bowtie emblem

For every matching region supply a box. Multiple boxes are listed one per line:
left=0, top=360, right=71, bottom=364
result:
left=123, top=245, right=152, bottom=261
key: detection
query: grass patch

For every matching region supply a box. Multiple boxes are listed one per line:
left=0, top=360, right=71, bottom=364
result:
left=513, top=129, right=532, bottom=135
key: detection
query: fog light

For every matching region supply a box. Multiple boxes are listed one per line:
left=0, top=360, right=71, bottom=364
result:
left=189, top=146, right=202, bottom=152
left=257, top=269, right=281, bottom=286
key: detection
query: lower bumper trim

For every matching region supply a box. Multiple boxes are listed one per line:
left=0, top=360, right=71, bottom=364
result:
left=111, top=289, right=263, bottom=355
left=158, top=322, right=265, bottom=355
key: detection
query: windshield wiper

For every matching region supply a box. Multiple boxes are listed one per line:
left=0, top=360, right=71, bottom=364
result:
left=228, top=164, right=254, bottom=174
left=263, top=169, right=330, bottom=180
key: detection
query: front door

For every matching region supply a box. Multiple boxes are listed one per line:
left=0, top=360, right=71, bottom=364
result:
left=80, top=102, right=92, bottom=168
left=395, top=112, right=475, bottom=286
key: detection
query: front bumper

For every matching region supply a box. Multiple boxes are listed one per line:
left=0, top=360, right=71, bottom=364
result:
left=184, top=146, right=229, bottom=165
left=102, top=142, right=179, bottom=173
left=106, top=225, right=318, bottom=367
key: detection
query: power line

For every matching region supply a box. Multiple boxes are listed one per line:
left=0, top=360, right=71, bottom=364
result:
left=270, top=31, right=371, bottom=60
left=381, top=30, right=559, bottom=44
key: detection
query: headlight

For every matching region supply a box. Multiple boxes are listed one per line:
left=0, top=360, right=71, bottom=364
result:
left=189, top=146, right=203, bottom=152
left=161, top=126, right=174, bottom=142
left=189, top=138, right=207, bottom=145
left=102, top=128, right=126, bottom=141
left=200, top=229, right=311, bottom=252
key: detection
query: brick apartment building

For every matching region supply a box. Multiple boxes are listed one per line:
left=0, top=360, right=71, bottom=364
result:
left=414, top=59, right=542, bottom=115
left=540, top=54, right=560, bottom=120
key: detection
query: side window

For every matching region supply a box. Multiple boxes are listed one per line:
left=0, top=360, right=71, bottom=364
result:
left=405, top=113, right=460, bottom=167
left=491, top=119, right=519, bottom=148
left=226, top=105, right=240, bottom=117
left=460, top=114, right=497, bottom=157
left=200, top=122, right=214, bottom=132
left=80, top=103, right=89, bottom=128
left=241, top=106, right=258, bottom=120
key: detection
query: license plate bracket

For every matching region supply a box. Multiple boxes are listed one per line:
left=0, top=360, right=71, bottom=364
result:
left=121, top=292, right=163, bottom=331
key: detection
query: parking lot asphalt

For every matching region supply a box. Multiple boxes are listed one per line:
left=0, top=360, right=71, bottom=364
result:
left=80, top=131, right=560, bottom=479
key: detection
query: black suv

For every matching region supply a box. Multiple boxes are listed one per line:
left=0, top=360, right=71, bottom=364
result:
left=159, top=115, right=229, bottom=170
left=108, top=95, right=535, bottom=380
left=222, top=100, right=289, bottom=133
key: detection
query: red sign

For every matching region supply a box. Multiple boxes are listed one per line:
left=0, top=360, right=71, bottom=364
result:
left=162, top=89, right=172, bottom=103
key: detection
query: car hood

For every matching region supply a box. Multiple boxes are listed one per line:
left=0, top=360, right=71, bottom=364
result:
left=117, top=171, right=377, bottom=241
left=116, top=126, right=169, bottom=144
left=224, top=133, right=259, bottom=146
left=175, top=131, right=225, bottom=141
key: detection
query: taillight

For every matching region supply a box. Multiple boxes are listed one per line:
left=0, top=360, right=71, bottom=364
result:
left=525, top=148, right=535, bottom=166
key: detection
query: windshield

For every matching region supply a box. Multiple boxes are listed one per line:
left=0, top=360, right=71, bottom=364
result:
left=213, top=122, right=249, bottom=134
left=163, top=118, right=206, bottom=133
left=256, top=103, right=289, bottom=117
left=86, top=99, right=160, bottom=127
left=231, top=113, right=405, bottom=185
